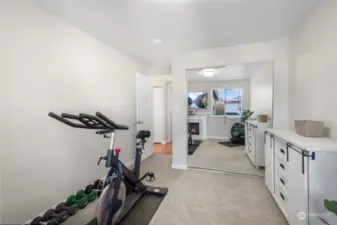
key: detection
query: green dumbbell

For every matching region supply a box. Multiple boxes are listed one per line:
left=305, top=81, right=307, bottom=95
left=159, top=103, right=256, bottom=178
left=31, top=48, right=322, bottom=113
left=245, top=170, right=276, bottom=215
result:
left=66, top=195, right=88, bottom=209
left=324, top=199, right=337, bottom=215
left=76, top=190, right=97, bottom=203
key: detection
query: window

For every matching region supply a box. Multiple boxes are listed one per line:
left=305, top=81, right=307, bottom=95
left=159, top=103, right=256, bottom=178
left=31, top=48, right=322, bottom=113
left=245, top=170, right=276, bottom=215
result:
left=212, top=89, right=242, bottom=116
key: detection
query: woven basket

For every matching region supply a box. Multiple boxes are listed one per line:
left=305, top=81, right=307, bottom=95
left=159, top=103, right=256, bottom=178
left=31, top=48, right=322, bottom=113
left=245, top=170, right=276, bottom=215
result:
left=295, top=120, right=324, bottom=137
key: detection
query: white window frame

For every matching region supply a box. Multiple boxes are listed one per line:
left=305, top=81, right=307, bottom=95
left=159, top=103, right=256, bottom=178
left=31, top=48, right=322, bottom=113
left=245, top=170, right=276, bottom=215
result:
left=211, top=88, right=243, bottom=118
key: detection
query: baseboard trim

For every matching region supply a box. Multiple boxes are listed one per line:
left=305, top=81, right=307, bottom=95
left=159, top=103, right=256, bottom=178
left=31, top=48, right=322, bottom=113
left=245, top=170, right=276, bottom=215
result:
left=171, top=164, right=187, bottom=170
left=207, top=136, right=229, bottom=140
left=125, top=151, right=153, bottom=169
left=154, top=141, right=171, bottom=144
left=188, top=166, right=264, bottom=177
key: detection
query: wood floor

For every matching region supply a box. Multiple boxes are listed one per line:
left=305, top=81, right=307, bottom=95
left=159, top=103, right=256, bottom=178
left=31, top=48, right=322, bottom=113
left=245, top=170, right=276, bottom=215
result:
left=153, top=143, right=172, bottom=155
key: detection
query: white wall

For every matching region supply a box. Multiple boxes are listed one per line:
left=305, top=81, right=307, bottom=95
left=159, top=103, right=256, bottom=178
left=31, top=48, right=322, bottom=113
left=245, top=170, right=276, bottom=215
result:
left=153, top=87, right=167, bottom=143
left=150, top=75, right=171, bottom=87
left=188, top=79, right=250, bottom=138
left=289, top=0, right=337, bottom=139
left=249, top=62, right=274, bottom=118
left=1, top=1, right=144, bottom=223
left=172, top=39, right=289, bottom=168
left=0, top=11, right=4, bottom=221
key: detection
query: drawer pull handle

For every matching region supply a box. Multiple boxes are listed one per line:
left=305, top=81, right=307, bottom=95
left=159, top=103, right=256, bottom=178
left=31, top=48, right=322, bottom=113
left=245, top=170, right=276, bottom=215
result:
left=280, top=193, right=285, bottom=201
left=280, top=178, right=285, bottom=185
left=280, top=163, right=285, bottom=170
left=280, top=149, right=285, bottom=154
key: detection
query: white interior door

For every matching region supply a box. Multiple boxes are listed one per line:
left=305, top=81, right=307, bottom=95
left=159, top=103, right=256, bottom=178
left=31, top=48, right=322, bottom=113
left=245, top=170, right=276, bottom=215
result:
left=153, top=87, right=166, bottom=143
left=136, top=73, right=154, bottom=158
left=167, top=84, right=172, bottom=142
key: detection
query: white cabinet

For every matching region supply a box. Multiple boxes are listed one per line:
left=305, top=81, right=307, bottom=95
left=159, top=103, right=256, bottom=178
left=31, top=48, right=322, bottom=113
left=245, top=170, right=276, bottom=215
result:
left=286, top=147, right=307, bottom=225
left=245, top=120, right=271, bottom=167
left=245, top=124, right=249, bottom=154
left=264, top=132, right=274, bottom=194
left=265, top=129, right=337, bottom=225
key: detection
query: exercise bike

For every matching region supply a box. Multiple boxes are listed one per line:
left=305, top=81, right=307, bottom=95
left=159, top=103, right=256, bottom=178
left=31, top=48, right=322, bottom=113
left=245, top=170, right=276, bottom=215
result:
left=49, top=112, right=168, bottom=225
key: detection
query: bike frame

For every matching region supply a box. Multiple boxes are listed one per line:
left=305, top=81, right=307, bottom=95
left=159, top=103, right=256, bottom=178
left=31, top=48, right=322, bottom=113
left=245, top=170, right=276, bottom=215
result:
left=99, top=131, right=123, bottom=225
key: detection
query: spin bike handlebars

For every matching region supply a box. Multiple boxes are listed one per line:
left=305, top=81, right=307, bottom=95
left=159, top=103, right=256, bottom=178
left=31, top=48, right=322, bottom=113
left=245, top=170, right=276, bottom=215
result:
left=48, top=112, right=129, bottom=132
left=96, top=112, right=129, bottom=130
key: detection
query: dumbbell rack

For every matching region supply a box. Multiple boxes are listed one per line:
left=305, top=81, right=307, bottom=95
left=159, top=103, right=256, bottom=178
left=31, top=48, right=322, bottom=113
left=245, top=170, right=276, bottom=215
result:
left=27, top=179, right=104, bottom=225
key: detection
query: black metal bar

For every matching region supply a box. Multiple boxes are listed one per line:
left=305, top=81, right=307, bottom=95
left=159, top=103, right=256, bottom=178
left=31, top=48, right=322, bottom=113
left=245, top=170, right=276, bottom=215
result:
left=286, top=143, right=290, bottom=162
left=96, top=112, right=129, bottom=130
left=49, top=112, right=88, bottom=128
left=96, top=130, right=114, bottom=135
left=302, top=151, right=305, bottom=174
left=134, top=147, right=142, bottom=179
left=264, top=131, right=267, bottom=144
left=61, top=113, right=80, bottom=119
left=62, top=113, right=96, bottom=128
left=79, top=113, right=111, bottom=129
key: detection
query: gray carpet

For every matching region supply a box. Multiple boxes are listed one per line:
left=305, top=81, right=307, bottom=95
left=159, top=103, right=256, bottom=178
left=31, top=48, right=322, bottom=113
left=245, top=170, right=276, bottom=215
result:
left=188, top=139, right=265, bottom=176
left=63, top=154, right=287, bottom=225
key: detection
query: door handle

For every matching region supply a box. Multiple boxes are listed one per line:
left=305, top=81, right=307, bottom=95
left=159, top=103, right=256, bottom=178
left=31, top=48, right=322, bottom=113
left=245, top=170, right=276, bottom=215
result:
left=137, top=121, right=144, bottom=124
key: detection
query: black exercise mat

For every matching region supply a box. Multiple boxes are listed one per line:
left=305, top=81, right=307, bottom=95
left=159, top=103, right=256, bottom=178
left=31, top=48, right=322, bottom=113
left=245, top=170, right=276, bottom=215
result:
left=218, top=141, right=244, bottom=147
left=188, top=140, right=202, bottom=155
left=87, top=188, right=168, bottom=225
left=191, top=140, right=202, bottom=146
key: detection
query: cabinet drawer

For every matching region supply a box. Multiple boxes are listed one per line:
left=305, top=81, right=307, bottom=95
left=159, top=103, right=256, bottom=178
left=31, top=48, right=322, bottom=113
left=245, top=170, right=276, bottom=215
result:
left=275, top=185, right=288, bottom=219
left=275, top=157, right=288, bottom=175
left=274, top=139, right=288, bottom=162
left=275, top=169, right=288, bottom=190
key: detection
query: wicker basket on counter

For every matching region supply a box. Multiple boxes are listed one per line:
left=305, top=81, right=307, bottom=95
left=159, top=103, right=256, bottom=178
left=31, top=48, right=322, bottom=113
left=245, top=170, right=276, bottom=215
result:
left=295, top=120, right=324, bottom=137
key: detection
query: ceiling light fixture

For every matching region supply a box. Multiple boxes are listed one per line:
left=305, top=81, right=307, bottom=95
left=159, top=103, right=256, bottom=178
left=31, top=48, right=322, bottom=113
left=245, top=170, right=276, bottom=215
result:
left=200, top=68, right=218, bottom=77
left=153, top=39, right=163, bottom=45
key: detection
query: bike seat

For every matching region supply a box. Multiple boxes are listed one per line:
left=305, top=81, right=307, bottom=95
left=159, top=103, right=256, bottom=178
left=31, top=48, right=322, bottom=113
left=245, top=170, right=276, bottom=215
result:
left=137, top=130, right=151, bottom=139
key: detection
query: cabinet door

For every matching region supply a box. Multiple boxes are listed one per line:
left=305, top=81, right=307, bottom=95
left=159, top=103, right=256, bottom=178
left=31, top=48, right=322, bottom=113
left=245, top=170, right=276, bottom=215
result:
left=245, top=123, right=249, bottom=153
left=250, top=125, right=256, bottom=154
left=287, top=149, right=308, bottom=225
left=265, top=133, right=274, bottom=193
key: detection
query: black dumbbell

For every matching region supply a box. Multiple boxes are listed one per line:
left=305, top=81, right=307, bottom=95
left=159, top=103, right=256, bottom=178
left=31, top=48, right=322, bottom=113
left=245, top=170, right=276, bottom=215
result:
left=55, top=202, right=79, bottom=216
left=93, top=179, right=104, bottom=189
left=43, top=209, right=68, bottom=224
left=30, top=216, right=58, bottom=225
left=93, top=179, right=104, bottom=197
left=85, top=184, right=94, bottom=194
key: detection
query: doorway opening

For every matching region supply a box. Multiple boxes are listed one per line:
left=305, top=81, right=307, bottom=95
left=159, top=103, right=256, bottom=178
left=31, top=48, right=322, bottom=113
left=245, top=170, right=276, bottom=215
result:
left=186, top=61, right=274, bottom=176
left=151, top=76, right=172, bottom=155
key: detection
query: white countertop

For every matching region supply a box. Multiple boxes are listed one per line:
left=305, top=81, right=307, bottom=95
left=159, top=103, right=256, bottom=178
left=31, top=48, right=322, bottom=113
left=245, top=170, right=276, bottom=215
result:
left=246, top=120, right=272, bottom=127
left=266, top=129, right=337, bottom=152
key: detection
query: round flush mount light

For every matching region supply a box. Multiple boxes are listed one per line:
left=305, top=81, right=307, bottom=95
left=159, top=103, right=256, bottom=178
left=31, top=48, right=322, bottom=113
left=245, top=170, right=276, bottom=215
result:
left=153, top=39, right=163, bottom=45
left=200, top=68, right=218, bottom=77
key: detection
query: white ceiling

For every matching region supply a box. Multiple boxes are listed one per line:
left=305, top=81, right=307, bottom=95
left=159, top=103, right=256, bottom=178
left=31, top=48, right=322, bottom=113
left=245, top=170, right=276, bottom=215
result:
left=35, top=0, right=322, bottom=74
left=187, top=64, right=250, bottom=82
